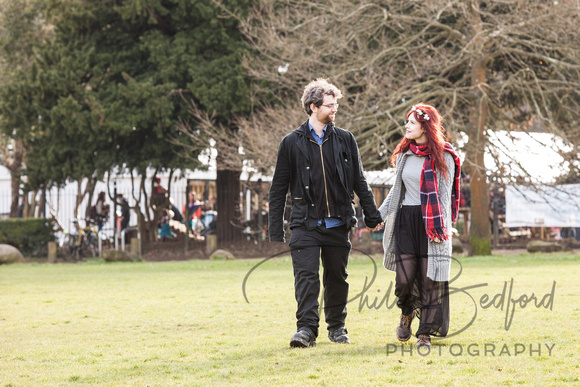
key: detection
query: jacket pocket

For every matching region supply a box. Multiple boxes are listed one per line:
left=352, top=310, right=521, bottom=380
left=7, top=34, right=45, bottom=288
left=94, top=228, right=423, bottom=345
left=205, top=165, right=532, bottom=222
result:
left=290, top=202, right=308, bottom=224
left=342, top=151, right=354, bottom=190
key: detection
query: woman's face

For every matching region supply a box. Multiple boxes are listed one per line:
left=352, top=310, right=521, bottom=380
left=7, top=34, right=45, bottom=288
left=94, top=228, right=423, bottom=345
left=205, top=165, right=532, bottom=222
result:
left=405, top=113, right=428, bottom=144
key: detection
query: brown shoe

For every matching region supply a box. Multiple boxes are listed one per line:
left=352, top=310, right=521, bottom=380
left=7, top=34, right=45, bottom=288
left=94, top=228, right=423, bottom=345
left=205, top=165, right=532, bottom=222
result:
left=396, top=313, right=414, bottom=342
left=417, top=334, right=431, bottom=348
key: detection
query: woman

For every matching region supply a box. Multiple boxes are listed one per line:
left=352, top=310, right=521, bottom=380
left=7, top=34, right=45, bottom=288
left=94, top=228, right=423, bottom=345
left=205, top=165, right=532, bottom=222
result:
left=93, top=191, right=109, bottom=231
left=183, top=191, right=202, bottom=235
left=378, top=103, right=461, bottom=348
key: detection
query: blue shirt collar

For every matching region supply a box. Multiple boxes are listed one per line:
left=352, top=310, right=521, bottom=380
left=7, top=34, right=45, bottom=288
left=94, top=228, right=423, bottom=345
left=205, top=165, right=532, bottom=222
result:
left=308, top=121, right=327, bottom=135
left=308, top=122, right=327, bottom=146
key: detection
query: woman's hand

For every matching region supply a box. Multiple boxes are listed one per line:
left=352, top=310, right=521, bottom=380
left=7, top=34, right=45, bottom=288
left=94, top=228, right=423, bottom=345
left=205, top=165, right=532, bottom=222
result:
left=369, top=222, right=384, bottom=232
left=431, top=237, right=441, bottom=243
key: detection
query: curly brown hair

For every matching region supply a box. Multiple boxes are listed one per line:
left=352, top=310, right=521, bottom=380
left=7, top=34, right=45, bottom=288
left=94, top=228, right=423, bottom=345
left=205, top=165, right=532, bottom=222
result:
left=301, top=78, right=343, bottom=115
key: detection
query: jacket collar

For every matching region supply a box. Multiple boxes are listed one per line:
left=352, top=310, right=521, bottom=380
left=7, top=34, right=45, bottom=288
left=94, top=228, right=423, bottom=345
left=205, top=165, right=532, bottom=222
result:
left=295, top=120, right=336, bottom=138
left=295, top=120, right=337, bottom=162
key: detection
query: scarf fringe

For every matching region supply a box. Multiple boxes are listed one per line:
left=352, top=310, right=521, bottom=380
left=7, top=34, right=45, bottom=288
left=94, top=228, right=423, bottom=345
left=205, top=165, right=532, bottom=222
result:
left=426, top=227, right=450, bottom=242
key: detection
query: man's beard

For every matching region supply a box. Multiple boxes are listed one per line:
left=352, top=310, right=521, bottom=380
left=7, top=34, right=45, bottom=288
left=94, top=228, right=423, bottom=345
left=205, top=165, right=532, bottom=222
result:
left=319, top=112, right=334, bottom=124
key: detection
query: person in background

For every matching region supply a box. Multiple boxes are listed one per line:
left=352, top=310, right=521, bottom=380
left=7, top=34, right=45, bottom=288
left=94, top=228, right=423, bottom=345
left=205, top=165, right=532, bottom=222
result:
left=200, top=200, right=217, bottom=236
left=94, top=191, right=109, bottom=231
left=116, top=193, right=130, bottom=242
left=184, top=191, right=202, bottom=235
left=169, top=197, right=183, bottom=223
left=158, top=209, right=176, bottom=241
left=152, top=177, right=167, bottom=194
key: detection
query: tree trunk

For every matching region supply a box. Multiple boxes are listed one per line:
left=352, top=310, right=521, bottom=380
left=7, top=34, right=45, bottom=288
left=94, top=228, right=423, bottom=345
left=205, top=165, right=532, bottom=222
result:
left=468, top=2, right=491, bottom=255
left=136, top=206, right=148, bottom=243
left=75, top=178, right=95, bottom=220
left=9, top=172, right=20, bottom=217
left=7, top=139, right=24, bottom=217
left=25, top=189, right=39, bottom=218
left=468, top=134, right=491, bottom=255
left=140, top=176, right=153, bottom=242
left=216, top=165, right=242, bottom=246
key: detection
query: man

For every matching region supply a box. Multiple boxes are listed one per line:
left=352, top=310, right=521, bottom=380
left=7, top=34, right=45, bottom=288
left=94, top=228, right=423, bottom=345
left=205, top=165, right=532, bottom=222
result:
left=116, top=193, right=131, bottom=243
left=269, top=78, right=383, bottom=348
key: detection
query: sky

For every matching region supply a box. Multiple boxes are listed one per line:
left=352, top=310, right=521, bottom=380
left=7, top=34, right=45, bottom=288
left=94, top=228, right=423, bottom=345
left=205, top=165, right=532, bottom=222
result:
left=484, top=130, right=574, bottom=184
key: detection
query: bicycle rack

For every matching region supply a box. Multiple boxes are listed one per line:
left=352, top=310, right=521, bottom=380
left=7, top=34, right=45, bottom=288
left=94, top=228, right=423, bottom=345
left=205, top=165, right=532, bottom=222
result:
left=120, top=227, right=142, bottom=256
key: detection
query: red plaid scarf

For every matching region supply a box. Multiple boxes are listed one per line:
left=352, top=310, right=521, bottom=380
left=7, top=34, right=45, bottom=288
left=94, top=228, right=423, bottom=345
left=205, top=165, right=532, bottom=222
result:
left=409, top=142, right=461, bottom=241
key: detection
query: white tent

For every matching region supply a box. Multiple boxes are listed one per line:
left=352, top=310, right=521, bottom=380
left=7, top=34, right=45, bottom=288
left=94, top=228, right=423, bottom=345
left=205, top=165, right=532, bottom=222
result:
left=505, top=184, right=580, bottom=227
left=485, top=130, right=574, bottom=184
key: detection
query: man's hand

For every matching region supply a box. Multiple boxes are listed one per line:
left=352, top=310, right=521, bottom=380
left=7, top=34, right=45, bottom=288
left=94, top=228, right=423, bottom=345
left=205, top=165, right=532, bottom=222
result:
left=368, top=222, right=384, bottom=232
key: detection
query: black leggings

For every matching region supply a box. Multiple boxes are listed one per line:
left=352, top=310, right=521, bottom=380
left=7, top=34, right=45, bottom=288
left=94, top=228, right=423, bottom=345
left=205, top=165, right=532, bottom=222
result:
left=394, top=205, right=449, bottom=337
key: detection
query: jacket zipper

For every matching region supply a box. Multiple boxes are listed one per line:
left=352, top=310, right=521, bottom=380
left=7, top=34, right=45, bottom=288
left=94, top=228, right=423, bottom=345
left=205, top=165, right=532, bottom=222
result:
left=310, top=138, right=331, bottom=217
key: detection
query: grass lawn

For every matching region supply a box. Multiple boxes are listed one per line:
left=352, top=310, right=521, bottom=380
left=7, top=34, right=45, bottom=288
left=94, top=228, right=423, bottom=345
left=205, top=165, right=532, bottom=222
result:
left=1, top=250, right=579, bottom=386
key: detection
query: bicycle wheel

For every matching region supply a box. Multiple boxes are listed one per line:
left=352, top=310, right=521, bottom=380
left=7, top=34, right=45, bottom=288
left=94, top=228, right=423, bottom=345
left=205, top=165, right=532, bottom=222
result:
left=61, top=233, right=80, bottom=260
left=79, top=233, right=97, bottom=258
left=87, top=234, right=98, bottom=257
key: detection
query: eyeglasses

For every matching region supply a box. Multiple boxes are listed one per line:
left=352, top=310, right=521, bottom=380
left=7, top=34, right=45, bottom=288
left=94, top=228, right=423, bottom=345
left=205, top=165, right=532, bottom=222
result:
left=321, top=103, right=339, bottom=109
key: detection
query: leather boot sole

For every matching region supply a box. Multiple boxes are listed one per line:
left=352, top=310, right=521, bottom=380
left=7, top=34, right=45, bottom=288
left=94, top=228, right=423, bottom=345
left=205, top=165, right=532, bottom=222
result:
left=290, top=337, right=316, bottom=348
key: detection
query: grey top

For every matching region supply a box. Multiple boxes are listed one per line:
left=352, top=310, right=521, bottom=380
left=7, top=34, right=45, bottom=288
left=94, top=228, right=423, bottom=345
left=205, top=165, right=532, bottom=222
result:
left=378, top=150, right=456, bottom=282
left=401, top=154, right=425, bottom=206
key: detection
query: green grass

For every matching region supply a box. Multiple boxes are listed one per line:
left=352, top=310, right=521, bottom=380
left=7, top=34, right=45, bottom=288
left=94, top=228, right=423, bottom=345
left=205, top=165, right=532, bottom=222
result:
left=1, top=251, right=579, bottom=386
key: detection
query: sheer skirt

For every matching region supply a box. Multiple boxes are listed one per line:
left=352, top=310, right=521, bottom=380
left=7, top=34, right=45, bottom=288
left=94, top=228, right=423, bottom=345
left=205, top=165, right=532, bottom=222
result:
left=394, top=205, right=449, bottom=337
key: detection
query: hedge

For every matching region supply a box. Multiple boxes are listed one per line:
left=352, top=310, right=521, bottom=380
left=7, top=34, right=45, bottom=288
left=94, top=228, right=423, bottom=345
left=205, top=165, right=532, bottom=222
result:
left=0, top=218, right=55, bottom=257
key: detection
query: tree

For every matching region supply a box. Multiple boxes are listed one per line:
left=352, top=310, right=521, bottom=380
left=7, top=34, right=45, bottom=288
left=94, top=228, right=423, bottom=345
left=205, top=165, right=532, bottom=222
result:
left=213, top=0, right=580, bottom=254
left=0, top=0, right=52, bottom=217
left=127, top=0, right=255, bottom=244
left=1, top=0, right=252, bottom=244
left=29, top=0, right=201, bottom=237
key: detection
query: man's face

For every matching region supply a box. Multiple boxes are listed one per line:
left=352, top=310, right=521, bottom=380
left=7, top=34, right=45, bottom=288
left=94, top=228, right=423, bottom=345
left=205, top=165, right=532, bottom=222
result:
left=312, top=94, right=338, bottom=124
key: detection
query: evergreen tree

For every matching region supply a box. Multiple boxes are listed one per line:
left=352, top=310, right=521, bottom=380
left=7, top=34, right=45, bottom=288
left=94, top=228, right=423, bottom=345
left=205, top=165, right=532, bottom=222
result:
left=0, top=0, right=51, bottom=216
left=2, top=0, right=253, bottom=242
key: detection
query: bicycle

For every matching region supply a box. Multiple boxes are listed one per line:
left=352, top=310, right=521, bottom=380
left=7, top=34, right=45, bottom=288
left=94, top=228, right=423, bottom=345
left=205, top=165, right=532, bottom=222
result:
left=61, top=218, right=100, bottom=259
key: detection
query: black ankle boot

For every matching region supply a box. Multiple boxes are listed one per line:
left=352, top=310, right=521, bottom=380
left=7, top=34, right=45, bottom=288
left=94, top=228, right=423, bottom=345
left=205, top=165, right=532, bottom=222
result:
left=290, top=330, right=316, bottom=348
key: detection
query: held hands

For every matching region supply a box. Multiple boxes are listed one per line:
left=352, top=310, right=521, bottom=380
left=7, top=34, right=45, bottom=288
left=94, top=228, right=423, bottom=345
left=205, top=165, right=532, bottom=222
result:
left=431, top=237, right=441, bottom=243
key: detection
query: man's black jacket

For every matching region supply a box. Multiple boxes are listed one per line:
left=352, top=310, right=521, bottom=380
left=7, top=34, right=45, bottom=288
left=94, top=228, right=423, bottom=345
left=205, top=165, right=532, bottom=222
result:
left=268, top=120, right=382, bottom=242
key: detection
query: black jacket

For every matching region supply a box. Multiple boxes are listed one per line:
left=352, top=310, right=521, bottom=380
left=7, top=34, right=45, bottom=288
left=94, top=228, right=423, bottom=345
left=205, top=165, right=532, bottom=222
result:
left=268, top=120, right=382, bottom=242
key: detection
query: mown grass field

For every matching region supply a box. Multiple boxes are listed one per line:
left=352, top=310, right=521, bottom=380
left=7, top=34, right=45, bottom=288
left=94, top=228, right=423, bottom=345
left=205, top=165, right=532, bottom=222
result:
left=1, top=250, right=579, bottom=386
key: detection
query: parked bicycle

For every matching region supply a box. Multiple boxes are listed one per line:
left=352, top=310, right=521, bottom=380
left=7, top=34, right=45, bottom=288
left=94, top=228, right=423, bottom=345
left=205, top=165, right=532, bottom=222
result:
left=60, top=218, right=100, bottom=259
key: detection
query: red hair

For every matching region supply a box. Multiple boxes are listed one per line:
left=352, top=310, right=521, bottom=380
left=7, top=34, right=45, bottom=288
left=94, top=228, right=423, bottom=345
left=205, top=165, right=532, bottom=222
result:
left=390, top=103, right=449, bottom=179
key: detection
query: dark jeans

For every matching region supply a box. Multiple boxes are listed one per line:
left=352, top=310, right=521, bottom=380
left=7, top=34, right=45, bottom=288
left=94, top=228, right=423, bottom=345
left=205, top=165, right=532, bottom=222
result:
left=289, top=225, right=351, bottom=338
left=395, top=206, right=449, bottom=337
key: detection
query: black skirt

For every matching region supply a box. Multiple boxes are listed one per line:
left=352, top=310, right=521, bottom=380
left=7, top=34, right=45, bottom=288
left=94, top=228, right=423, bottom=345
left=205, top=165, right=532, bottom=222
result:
left=394, top=205, right=449, bottom=337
